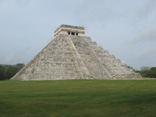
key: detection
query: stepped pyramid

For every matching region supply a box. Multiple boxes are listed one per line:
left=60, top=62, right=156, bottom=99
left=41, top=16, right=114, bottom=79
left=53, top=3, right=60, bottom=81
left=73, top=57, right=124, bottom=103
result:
left=12, top=24, right=141, bottom=80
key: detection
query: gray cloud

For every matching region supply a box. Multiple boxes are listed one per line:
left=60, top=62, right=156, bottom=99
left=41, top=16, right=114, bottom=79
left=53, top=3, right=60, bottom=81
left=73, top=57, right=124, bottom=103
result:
left=4, top=52, right=23, bottom=64
left=134, top=27, right=156, bottom=43
left=138, top=48, right=156, bottom=60
left=138, top=0, right=156, bottom=18
left=14, top=0, right=32, bottom=8
left=0, top=0, right=156, bottom=70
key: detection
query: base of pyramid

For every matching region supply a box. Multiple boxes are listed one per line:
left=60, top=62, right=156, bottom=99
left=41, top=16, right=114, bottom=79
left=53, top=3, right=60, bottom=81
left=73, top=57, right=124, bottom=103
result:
left=12, top=35, right=141, bottom=81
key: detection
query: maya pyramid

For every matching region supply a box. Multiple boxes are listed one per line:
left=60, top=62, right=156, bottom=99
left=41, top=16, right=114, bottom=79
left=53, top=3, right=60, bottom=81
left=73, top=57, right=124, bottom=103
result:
left=12, top=24, right=141, bottom=80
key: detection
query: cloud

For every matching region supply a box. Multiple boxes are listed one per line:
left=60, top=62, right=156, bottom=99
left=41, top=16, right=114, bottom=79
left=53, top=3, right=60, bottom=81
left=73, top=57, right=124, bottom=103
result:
left=4, top=52, right=24, bottom=64
left=138, top=0, right=156, bottom=18
left=133, top=27, right=156, bottom=43
left=137, top=47, right=156, bottom=60
left=75, top=0, right=156, bottom=26
left=74, top=0, right=116, bottom=25
left=0, top=0, right=156, bottom=70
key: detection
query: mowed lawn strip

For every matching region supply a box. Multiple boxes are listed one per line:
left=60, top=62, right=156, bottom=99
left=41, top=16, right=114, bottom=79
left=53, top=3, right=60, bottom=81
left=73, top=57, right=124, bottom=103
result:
left=0, top=80, right=156, bottom=117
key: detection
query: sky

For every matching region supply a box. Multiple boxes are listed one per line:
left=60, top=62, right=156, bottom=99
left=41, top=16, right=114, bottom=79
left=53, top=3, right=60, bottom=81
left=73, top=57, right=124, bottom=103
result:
left=0, top=0, right=156, bottom=70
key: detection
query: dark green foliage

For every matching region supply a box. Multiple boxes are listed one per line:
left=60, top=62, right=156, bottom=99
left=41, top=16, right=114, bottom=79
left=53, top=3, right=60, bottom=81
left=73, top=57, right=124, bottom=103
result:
left=151, top=67, right=156, bottom=71
left=0, top=63, right=24, bottom=80
left=0, top=80, right=156, bottom=117
left=138, top=67, right=156, bottom=78
left=145, top=67, right=156, bottom=78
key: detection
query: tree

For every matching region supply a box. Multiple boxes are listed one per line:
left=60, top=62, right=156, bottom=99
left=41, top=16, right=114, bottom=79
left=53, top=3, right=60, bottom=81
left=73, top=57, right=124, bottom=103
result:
left=0, top=63, right=24, bottom=80
left=141, top=66, right=151, bottom=71
left=145, top=67, right=156, bottom=78
left=139, top=67, right=156, bottom=78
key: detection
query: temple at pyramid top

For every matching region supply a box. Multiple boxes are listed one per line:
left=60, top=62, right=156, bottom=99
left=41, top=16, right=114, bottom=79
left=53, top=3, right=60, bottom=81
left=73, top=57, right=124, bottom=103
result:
left=12, top=24, right=141, bottom=80
left=54, top=24, right=85, bottom=37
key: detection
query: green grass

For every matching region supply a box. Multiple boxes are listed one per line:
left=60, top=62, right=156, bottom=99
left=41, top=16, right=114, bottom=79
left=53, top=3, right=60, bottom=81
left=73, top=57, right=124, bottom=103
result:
left=0, top=79, right=156, bottom=117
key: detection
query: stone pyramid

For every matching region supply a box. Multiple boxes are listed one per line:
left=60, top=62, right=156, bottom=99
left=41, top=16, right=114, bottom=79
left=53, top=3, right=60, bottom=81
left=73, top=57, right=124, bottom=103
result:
left=12, top=24, right=141, bottom=80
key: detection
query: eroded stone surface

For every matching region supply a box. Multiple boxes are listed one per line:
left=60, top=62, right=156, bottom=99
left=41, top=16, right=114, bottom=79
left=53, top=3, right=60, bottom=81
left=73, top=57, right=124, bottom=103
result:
left=12, top=25, right=141, bottom=80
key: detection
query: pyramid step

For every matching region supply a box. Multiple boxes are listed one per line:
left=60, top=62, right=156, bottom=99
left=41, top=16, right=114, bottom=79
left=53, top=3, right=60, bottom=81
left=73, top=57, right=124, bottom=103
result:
left=85, top=38, right=139, bottom=78
left=71, top=36, right=111, bottom=78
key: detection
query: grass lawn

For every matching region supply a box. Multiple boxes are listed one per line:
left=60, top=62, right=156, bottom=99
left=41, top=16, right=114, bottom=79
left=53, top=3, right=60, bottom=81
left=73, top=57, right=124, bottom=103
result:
left=0, top=79, right=156, bottom=117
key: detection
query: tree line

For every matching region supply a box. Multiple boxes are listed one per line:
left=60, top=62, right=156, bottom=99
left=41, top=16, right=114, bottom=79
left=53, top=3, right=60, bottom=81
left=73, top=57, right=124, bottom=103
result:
left=136, top=67, right=156, bottom=78
left=0, top=63, right=24, bottom=80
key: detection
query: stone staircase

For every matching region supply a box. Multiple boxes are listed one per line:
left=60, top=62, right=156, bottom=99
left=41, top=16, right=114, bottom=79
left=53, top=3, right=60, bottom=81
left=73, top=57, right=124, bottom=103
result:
left=70, top=36, right=111, bottom=79
left=85, top=37, right=141, bottom=78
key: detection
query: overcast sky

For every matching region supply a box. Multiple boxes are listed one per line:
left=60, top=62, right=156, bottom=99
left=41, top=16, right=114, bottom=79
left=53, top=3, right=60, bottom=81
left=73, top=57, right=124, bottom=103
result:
left=0, top=0, right=156, bottom=70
